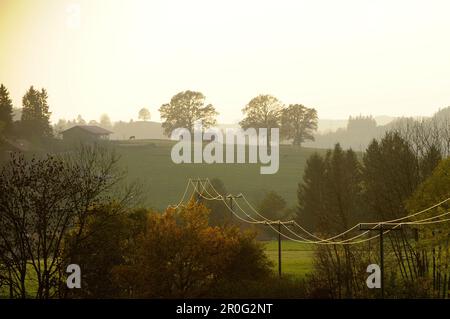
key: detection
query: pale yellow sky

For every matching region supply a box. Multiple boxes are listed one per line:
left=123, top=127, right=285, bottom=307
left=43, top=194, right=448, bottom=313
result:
left=1, top=0, right=450, bottom=123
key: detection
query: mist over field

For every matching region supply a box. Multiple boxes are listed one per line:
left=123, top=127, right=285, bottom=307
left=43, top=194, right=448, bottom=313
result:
left=1, top=0, right=450, bottom=304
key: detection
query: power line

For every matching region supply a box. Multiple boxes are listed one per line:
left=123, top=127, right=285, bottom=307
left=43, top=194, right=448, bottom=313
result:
left=232, top=197, right=381, bottom=245
left=173, top=177, right=450, bottom=286
left=202, top=178, right=450, bottom=244
left=359, top=223, right=402, bottom=298
left=362, top=197, right=450, bottom=224
left=191, top=179, right=263, bottom=224
left=210, top=181, right=382, bottom=244
left=176, top=178, right=450, bottom=246
left=167, top=178, right=192, bottom=209
left=238, top=186, right=450, bottom=242
left=205, top=178, right=387, bottom=245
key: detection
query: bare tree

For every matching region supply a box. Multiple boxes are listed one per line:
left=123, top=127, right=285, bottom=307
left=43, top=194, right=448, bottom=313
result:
left=0, top=144, right=138, bottom=298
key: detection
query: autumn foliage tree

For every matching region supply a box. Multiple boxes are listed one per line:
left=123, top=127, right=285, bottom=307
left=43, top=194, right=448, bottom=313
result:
left=405, top=157, right=450, bottom=297
left=112, top=200, right=272, bottom=298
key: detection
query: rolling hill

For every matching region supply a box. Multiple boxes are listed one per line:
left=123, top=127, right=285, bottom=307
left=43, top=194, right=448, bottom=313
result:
left=114, top=139, right=327, bottom=210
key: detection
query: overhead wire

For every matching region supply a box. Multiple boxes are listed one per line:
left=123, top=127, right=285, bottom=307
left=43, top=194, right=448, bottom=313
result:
left=178, top=177, right=450, bottom=245
left=202, top=178, right=450, bottom=244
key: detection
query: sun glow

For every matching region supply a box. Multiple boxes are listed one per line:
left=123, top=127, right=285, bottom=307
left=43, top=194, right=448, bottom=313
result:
left=1, top=0, right=450, bottom=123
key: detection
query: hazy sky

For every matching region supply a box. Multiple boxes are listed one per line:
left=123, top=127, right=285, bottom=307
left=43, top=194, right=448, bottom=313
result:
left=1, top=0, right=450, bottom=123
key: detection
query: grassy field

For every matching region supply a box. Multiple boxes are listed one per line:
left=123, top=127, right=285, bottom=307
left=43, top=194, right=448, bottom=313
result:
left=0, top=264, right=39, bottom=298
left=263, top=240, right=315, bottom=279
left=0, top=241, right=314, bottom=298
left=1, top=139, right=321, bottom=298
left=116, top=140, right=320, bottom=277
left=113, top=139, right=326, bottom=210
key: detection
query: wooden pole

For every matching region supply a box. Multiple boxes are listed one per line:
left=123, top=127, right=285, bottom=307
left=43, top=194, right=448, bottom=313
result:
left=359, top=223, right=401, bottom=299
left=278, top=221, right=282, bottom=278
left=263, top=220, right=294, bottom=279
left=379, top=225, right=384, bottom=299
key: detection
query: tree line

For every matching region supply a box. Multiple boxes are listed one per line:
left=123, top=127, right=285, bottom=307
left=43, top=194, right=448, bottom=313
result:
left=1, top=85, right=319, bottom=147
left=159, top=90, right=318, bottom=146
left=0, top=85, right=52, bottom=142
left=0, top=144, right=307, bottom=298
left=306, top=108, right=450, bottom=153
left=297, top=128, right=449, bottom=298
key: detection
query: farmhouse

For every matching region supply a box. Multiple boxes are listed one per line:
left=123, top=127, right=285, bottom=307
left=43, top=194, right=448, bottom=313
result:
left=61, top=125, right=113, bottom=142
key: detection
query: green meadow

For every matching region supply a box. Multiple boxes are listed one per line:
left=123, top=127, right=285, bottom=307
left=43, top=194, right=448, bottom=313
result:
left=113, top=139, right=326, bottom=210
left=1, top=139, right=322, bottom=298
left=263, top=240, right=315, bottom=279
left=113, top=140, right=321, bottom=278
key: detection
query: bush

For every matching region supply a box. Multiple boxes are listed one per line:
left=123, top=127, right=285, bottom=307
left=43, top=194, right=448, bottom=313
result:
left=63, top=204, right=148, bottom=298
left=112, top=200, right=273, bottom=298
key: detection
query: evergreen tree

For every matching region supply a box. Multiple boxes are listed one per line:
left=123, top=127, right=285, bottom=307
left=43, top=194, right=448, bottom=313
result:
left=297, top=153, right=326, bottom=230
left=362, top=132, right=421, bottom=283
left=21, top=86, right=52, bottom=138
left=362, top=132, right=420, bottom=220
left=297, top=144, right=363, bottom=298
left=322, top=144, right=363, bottom=233
left=0, top=84, right=14, bottom=135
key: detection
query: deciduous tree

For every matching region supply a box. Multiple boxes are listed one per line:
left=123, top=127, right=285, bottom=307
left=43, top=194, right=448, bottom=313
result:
left=240, top=94, right=283, bottom=131
left=281, top=104, right=318, bottom=146
left=112, top=201, right=272, bottom=298
left=159, top=91, right=218, bottom=136
left=100, top=113, right=112, bottom=129
left=138, top=108, right=151, bottom=121
left=0, top=145, right=134, bottom=298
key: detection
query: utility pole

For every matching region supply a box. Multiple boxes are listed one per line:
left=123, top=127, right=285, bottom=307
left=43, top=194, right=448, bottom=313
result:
left=359, top=223, right=401, bottom=299
left=264, top=220, right=294, bottom=278
left=278, top=222, right=281, bottom=278
left=226, top=194, right=243, bottom=221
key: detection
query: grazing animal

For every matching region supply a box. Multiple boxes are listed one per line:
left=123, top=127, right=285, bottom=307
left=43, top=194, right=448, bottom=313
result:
left=129, top=136, right=136, bottom=140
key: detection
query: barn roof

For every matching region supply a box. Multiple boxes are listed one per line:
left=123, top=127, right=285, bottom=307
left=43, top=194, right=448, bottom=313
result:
left=61, top=125, right=113, bottom=135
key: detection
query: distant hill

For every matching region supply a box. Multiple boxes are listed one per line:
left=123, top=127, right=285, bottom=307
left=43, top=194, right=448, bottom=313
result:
left=111, top=121, right=167, bottom=140
left=107, top=116, right=397, bottom=147
left=316, top=116, right=395, bottom=133
left=305, top=107, right=449, bottom=151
